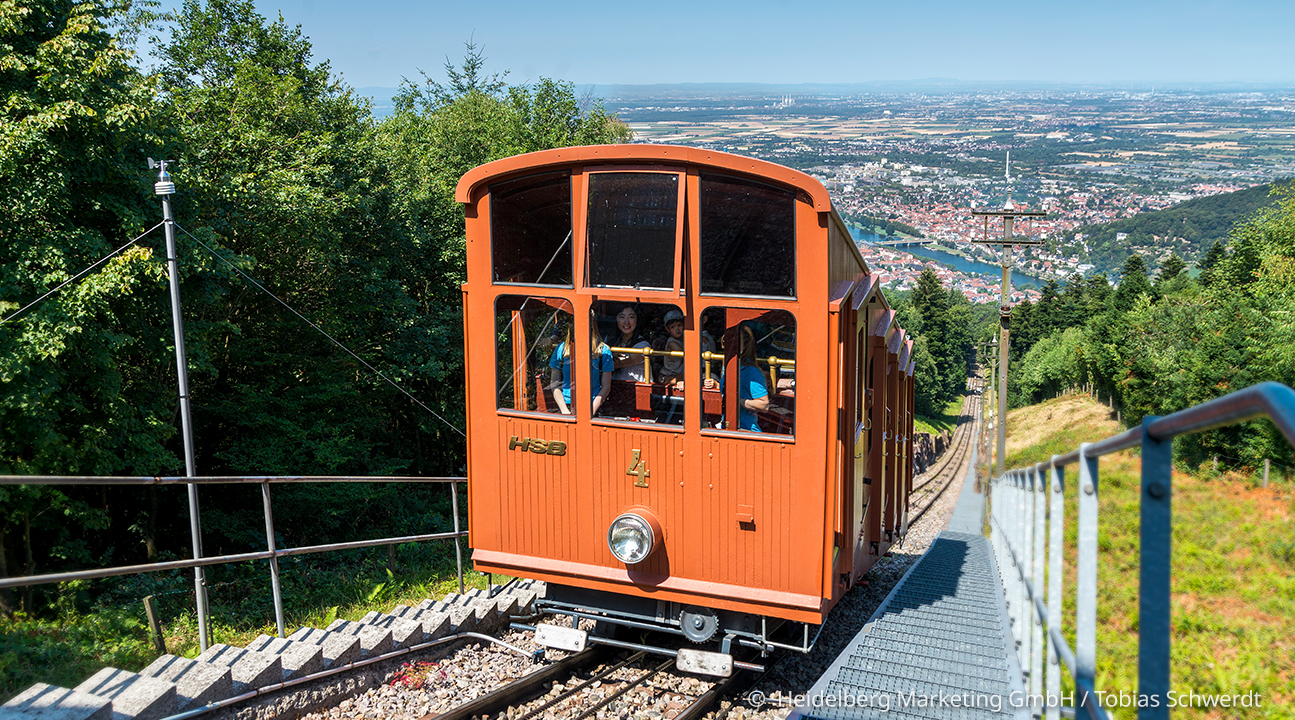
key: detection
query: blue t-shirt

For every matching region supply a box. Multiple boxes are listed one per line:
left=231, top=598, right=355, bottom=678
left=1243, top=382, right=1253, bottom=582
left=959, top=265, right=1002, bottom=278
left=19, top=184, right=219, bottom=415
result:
left=549, top=343, right=615, bottom=405
left=737, top=364, right=770, bottom=431
left=720, top=364, right=770, bottom=432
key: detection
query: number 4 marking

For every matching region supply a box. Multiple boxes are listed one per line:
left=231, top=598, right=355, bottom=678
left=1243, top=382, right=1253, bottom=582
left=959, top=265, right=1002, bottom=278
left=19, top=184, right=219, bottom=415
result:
left=627, top=449, right=649, bottom=488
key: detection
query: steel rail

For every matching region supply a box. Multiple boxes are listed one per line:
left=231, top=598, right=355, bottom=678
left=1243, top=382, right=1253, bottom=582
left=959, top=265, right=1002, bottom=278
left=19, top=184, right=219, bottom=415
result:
left=425, top=647, right=608, bottom=720
left=511, top=651, right=646, bottom=720
left=910, top=387, right=980, bottom=494
left=904, top=386, right=981, bottom=528
left=568, top=657, right=676, bottom=720
left=159, top=631, right=532, bottom=720
left=905, top=415, right=975, bottom=528
left=510, top=624, right=768, bottom=674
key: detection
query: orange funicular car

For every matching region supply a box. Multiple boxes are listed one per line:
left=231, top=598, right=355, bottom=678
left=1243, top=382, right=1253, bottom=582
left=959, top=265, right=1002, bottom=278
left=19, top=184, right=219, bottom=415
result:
left=456, top=145, right=915, bottom=675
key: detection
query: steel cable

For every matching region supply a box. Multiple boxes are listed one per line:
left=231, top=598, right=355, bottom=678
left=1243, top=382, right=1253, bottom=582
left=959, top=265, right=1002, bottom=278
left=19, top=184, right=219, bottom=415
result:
left=174, top=223, right=466, bottom=438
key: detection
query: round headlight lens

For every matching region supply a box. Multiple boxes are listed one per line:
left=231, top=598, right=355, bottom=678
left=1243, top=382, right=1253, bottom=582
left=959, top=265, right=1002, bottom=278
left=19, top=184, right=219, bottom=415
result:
left=607, top=513, right=654, bottom=564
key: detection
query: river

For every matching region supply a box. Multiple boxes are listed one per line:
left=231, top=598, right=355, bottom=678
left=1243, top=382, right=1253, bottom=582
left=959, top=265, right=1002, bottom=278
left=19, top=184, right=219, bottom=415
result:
left=849, top=228, right=1038, bottom=289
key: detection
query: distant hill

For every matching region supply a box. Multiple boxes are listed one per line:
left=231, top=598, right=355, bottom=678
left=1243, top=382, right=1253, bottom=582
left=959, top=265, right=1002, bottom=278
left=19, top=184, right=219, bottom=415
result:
left=1065, top=183, right=1286, bottom=275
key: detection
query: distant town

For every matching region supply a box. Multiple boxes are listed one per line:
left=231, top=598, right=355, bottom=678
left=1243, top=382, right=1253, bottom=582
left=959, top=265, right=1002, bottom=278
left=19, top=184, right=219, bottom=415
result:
left=609, top=85, right=1295, bottom=303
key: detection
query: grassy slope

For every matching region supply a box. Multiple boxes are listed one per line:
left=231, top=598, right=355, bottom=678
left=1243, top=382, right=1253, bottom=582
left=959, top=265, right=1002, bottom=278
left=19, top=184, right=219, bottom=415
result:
left=1004, top=394, right=1295, bottom=719
left=915, top=394, right=966, bottom=437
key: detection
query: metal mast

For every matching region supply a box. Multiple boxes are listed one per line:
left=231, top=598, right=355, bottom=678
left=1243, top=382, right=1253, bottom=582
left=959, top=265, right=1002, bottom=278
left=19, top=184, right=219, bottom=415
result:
left=152, top=159, right=210, bottom=650
left=971, top=154, right=1045, bottom=475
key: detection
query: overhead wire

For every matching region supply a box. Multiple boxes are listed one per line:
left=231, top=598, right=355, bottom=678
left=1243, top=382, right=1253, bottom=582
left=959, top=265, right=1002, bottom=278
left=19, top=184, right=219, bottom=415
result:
left=173, top=222, right=467, bottom=439
left=1, top=221, right=165, bottom=324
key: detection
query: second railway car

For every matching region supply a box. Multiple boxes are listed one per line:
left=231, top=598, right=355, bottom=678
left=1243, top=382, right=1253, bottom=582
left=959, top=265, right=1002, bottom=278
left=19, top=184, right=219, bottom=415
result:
left=455, top=145, right=915, bottom=674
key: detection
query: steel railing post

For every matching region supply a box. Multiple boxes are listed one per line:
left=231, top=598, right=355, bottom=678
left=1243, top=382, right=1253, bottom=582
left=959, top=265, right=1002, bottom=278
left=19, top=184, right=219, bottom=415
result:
left=1032, top=462, right=1046, bottom=701
left=1010, top=468, right=1020, bottom=655
left=1006, top=472, right=1018, bottom=650
left=1014, top=469, right=1025, bottom=658
left=452, top=480, right=465, bottom=594
left=261, top=482, right=286, bottom=638
left=1077, top=443, right=1100, bottom=713
left=1139, top=417, right=1172, bottom=718
left=1022, top=467, right=1034, bottom=677
left=1046, top=459, right=1064, bottom=720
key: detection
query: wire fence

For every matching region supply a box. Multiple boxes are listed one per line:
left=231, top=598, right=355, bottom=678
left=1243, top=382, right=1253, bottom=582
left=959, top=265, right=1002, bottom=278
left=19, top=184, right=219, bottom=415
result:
left=0, top=474, right=468, bottom=651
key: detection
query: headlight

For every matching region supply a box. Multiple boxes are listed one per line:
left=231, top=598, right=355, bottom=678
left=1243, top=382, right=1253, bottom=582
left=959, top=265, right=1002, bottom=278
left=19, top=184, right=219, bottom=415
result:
left=607, top=513, right=656, bottom=564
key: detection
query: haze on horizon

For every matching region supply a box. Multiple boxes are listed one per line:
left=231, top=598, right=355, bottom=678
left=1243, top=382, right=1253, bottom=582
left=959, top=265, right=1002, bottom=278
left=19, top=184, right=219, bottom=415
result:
left=149, top=0, right=1294, bottom=90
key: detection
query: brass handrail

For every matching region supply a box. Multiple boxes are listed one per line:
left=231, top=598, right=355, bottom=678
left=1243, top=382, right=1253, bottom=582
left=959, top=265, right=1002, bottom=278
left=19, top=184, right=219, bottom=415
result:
left=608, top=345, right=684, bottom=384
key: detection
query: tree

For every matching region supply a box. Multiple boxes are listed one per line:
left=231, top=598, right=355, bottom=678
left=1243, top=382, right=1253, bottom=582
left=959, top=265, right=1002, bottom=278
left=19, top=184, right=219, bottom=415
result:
left=1009, top=299, right=1034, bottom=357
left=1113, top=254, right=1152, bottom=312
left=910, top=269, right=967, bottom=409
left=1157, top=253, right=1187, bottom=284
left=0, top=0, right=172, bottom=613
left=1085, top=273, right=1112, bottom=317
left=1197, top=240, right=1225, bottom=288
left=1034, top=277, right=1061, bottom=340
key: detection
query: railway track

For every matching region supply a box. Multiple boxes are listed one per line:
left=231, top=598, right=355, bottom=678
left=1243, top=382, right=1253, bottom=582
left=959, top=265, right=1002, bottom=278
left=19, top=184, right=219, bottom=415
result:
left=422, top=644, right=762, bottom=720
left=905, top=378, right=983, bottom=529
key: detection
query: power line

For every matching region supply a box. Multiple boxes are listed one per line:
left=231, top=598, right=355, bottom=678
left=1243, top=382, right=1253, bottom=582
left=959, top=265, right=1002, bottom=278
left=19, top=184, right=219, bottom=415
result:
left=173, top=223, right=467, bottom=439
left=1, top=222, right=165, bottom=324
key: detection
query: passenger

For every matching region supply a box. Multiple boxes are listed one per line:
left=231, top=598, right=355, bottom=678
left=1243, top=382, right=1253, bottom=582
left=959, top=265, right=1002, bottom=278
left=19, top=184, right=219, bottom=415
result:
left=608, top=304, right=651, bottom=382
left=703, top=325, right=769, bottom=431
left=659, top=309, right=685, bottom=385
left=699, top=312, right=718, bottom=355
left=549, top=325, right=614, bottom=415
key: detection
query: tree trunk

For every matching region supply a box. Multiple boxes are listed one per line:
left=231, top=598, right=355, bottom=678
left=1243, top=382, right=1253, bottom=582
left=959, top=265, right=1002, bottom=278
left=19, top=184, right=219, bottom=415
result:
left=145, top=486, right=158, bottom=560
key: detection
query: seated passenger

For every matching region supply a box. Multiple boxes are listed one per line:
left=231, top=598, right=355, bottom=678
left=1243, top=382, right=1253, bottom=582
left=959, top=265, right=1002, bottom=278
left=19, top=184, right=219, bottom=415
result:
left=549, top=326, right=614, bottom=415
left=608, top=304, right=650, bottom=382
left=659, top=309, right=685, bottom=385
left=703, top=325, right=769, bottom=431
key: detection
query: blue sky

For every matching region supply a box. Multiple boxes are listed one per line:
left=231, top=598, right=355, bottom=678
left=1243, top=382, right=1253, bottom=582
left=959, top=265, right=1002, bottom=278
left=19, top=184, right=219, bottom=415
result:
left=153, top=0, right=1295, bottom=89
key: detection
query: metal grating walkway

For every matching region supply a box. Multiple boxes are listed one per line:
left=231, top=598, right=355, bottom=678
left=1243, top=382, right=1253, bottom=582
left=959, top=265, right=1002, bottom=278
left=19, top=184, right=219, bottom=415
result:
left=790, top=532, right=1028, bottom=720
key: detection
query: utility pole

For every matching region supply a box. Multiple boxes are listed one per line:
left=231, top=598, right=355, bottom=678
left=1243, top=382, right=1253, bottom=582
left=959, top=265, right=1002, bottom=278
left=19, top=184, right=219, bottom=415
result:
left=151, top=159, right=210, bottom=650
left=971, top=155, right=1045, bottom=476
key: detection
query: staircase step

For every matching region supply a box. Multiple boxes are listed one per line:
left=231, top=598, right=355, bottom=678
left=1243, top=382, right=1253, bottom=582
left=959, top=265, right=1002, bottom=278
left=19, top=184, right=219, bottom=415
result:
left=0, top=683, right=112, bottom=720
left=245, top=636, right=323, bottom=679
left=323, top=620, right=393, bottom=658
left=139, top=655, right=232, bottom=711
left=195, top=644, right=282, bottom=692
left=74, top=668, right=176, bottom=720
left=286, top=627, right=361, bottom=668
left=357, top=613, right=426, bottom=648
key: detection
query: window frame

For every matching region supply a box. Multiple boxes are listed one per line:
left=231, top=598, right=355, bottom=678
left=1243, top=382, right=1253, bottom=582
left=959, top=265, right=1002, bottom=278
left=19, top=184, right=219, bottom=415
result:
left=488, top=171, right=576, bottom=289
left=577, top=165, right=687, bottom=302
left=492, top=293, right=580, bottom=423
left=696, top=304, right=798, bottom=443
left=587, top=298, right=689, bottom=433
left=695, top=171, right=798, bottom=301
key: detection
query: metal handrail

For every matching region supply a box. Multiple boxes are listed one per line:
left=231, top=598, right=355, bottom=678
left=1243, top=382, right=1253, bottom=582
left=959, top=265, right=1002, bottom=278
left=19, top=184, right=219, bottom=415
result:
left=990, top=382, right=1295, bottom=720
left=0, top=474, right=469, bottom=647
left=0, top=475, right=466, bottom=486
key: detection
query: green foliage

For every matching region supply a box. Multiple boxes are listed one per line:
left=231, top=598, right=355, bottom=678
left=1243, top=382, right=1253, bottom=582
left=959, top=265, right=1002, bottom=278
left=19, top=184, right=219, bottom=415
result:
left=0, top=0, right=630, bottom=647
left=1009, top=182, right=1295, bottom=472
left=848, top=214, right=925, bottom=238
left=1011, top=327, right=1085, bottom=405
left=1063, top=182, right=1283, bottom=274
left=903, top=270, right=976, bottom=417
left=1157, top=252, right=1187, bottom=284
